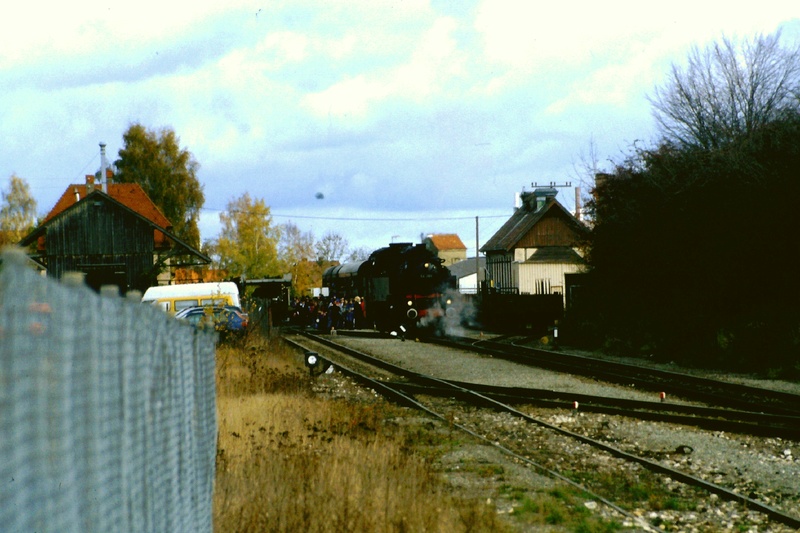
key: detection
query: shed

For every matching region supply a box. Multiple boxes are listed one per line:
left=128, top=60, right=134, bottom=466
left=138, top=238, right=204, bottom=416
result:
left=19, top=186, right=209, bottom=294
left=480, top=188, right=588, bottom=297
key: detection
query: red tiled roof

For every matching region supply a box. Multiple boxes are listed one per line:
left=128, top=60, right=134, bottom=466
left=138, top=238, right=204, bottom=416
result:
left=45, top=182, right=171, bottom=228
left=39, top=180, right=173, bottom=250
left=427, top=233, right=466, bottom=251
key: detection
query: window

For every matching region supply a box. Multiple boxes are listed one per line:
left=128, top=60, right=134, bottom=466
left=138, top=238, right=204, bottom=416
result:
left=175, top=299, right=199, bottom=311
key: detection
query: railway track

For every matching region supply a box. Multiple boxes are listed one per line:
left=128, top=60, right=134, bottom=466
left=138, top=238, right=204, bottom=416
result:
left=433, top=334, right=800, bottom=417
left=285, top=329, right=800, bottom=530
left=327, top=329, right=800, bottom=436
left=385, top=380, right=800, bottom=440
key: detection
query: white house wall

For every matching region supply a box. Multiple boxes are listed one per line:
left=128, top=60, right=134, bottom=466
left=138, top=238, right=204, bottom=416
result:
left=516, top=261, right=585, bottom=297
left=514, top=248, right=529, bottom=262
left=457, top=272, right=478, bottom=293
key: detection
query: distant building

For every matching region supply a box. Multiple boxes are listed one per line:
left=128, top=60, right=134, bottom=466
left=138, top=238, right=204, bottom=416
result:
left=19, top=174, right=209, bottom=294
left=480, top=188, right=588, bottom=300
left=448, top=256, right=486, bottom=294
left=422, top=233, right=467, bottom=266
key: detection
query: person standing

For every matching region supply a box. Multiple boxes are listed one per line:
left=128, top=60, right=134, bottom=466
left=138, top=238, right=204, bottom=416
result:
left=353, top=296, right=364, bottom=329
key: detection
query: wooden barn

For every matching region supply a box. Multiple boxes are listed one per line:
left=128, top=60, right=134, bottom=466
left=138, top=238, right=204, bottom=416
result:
left=476, top=187, right=588, bottom=332
left=480, top=187, right=588, bottom=298
left=19, top=178, right=209, bottom=294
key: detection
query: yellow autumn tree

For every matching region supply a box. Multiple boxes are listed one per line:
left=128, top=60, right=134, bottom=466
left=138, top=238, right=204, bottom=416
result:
left=214, top=193, right=281, bottom=279
left=0, top=174, right=37, bottom=246
left=277, top=221, right=316, bottom=295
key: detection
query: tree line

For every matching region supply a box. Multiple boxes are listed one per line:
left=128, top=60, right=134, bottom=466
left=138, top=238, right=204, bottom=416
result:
left=0, top=123, right=369, bottom=296
left=572, top=30, right=800, bottom=375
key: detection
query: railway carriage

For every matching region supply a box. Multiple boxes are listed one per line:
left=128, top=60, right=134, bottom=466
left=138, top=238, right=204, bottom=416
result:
left=323, top=242, right=456, bottom=334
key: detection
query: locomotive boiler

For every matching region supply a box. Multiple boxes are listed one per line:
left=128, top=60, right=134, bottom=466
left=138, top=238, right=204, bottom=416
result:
left=322, top=242, right=456, bottom=335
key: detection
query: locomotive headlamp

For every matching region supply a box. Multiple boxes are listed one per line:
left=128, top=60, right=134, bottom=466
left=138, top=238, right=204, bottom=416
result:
left=407, top=300, right=413, bottom=306
left=446, top=298, right=452, bottom=305
left=423, top=262, right=430, bottom=269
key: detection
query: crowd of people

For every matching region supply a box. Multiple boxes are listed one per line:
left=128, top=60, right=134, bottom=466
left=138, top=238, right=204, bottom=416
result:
left=288, top=295, right=368, bottom=332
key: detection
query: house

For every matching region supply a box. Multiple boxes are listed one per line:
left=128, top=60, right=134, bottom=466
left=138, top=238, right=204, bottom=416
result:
left=422, top=233, right=467, bottom=266
left=19, top=175, right=209, bottom=294
left=448, top=256, right=486, bottom=294
left=480, top=188, right=588, bottom=299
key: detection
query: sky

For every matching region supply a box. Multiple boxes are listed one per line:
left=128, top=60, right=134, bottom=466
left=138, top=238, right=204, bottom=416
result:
left=3, top=1, right=799, bottom=258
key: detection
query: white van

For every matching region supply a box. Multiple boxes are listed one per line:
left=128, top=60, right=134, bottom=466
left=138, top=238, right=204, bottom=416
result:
left=141, top=282, right=241, bottom=313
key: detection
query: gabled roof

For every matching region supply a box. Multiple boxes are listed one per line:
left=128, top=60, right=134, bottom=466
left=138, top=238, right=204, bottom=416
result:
left=448, top=256, right=486, bottom=278
left=426, top=233, right=466, bottom=251
left=43, top=182, right=172, bottom=248
left=480, top=195, right=587, bottom=253
left=19, top=189, right=210, bottom=266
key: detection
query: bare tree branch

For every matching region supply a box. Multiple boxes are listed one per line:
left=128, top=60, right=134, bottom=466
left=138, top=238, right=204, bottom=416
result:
left=649, top=31, right=800, bottom=149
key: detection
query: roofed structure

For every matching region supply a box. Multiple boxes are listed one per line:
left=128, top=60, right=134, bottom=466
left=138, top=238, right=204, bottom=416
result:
left=480, top=188, right=588, bottom=297
left=40, top=175, right=173, bottom=250
left=422, top=233, right=467, bottom=266
left=448, top=256, right=486, bottom=294
left=481, top=188, right=586, bottom=253
left=20, top=176, right=209, bottom=294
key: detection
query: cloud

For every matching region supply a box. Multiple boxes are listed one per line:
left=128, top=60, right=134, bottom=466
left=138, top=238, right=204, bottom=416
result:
left=2, top=0, right=799, bottom=257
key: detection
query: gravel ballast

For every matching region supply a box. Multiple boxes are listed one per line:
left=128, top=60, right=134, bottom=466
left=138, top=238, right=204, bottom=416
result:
left=306, top=334, right=800, bottom=531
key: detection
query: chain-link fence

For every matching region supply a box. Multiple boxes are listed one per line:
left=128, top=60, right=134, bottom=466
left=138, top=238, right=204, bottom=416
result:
left=0, top=249, right=217, bottom=532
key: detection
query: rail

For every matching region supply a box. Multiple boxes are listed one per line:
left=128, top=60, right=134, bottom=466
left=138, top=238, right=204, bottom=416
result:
left=289, top=330, right=800, bottom=530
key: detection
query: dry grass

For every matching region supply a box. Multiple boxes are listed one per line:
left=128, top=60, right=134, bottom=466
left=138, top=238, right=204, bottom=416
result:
left=213, top=335, right=509, bottom=532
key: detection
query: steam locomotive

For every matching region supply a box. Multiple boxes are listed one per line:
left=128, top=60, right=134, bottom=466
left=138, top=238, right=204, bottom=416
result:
left=322, top=242, right=456, bottom=335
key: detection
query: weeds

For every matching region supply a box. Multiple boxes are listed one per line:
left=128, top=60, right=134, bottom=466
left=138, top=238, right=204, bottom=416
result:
left=213, top=333, right=628, bottom=532
left=213, top=334, right=509, bottom=532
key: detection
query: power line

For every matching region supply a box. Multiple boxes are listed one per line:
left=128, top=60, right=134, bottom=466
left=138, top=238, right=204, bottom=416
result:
left=199, top=207, right=509, bottom=222
left=73, top=149, right=100, bottom=182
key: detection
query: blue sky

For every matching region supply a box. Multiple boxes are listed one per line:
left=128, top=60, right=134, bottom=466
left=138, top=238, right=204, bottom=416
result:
left=2, top=1, right=799, bottom=257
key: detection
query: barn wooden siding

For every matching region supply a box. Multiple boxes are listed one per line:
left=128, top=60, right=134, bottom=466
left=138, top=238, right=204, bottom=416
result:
left=514, top=213, right=579, bottom=249
left=44, top=198, right=155, bottom=290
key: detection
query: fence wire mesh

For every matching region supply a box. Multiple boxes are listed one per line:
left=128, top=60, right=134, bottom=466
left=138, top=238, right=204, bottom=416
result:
left=0, top=249, right=217, bottom=533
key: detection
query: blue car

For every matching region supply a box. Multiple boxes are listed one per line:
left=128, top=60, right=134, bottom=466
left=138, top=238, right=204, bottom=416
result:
left=175, top=305, right=249, bottom=336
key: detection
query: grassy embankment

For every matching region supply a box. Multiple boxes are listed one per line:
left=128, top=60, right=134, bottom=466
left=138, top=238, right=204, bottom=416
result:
left=212, top=333, right=623, bottom=532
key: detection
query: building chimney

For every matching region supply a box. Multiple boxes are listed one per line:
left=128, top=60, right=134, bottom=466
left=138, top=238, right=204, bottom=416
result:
left=575, top=186, right=581, bottom=221
left=532, top=187, right=557, bottom=211
left=99, top=142, right=108, bottom=194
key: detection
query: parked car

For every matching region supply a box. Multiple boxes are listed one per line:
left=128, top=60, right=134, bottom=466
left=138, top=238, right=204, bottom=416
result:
left=174, top=305, right=249, bottom=336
